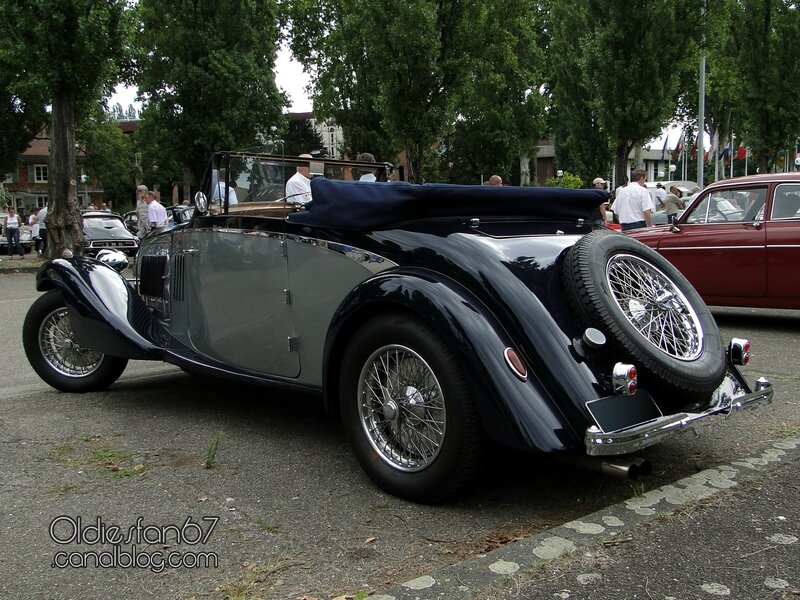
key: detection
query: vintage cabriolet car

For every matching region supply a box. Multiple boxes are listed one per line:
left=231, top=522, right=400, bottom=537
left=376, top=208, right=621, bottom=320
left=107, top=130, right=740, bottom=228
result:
left=22, top=153, right=773, bottom=503
left=629, top=173, right=800, bottom=309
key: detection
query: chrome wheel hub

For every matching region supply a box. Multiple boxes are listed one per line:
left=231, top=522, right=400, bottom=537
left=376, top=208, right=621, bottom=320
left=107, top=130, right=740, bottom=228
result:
left=606, top=254, right=703, bottom=360
left=357, top=345, right=446, bottom=472
left=39, top=307, right=104, bottom=378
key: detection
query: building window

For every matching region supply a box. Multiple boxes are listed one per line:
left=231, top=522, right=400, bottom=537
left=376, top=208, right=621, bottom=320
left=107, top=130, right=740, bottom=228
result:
left=34, top=164, right=48, bottom=183
left=36, top=196, right=48, bottom=208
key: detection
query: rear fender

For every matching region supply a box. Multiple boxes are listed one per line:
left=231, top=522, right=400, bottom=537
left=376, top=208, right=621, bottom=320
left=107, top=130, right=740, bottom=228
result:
left=36, top=258, right=163, bottom=360
left=324, top=270, right=581, bottom=453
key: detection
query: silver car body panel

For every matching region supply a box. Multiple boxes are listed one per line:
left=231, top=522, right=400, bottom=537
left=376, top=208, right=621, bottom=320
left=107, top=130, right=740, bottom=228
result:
left=159, top=221, right=397, bottom=383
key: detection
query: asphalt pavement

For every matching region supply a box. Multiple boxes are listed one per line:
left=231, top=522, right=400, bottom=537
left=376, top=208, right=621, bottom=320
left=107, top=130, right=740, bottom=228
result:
left=373, top=437, right=800, bottom=600
left=1, top=262, right=798, bottom=600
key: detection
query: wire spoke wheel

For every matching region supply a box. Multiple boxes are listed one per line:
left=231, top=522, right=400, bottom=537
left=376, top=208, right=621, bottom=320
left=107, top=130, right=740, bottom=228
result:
left=24, top=291, right=128, bottom=392
left=606, top=253, right=703, bottom=360
left=561, top=231, right=725, bottom=403
left=357, top=344, right=446, bottom=472
left=39, top=306, right=105, bottom=377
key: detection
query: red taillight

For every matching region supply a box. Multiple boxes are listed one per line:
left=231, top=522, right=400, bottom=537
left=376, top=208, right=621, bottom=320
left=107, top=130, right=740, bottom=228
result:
left=729, top=338, right=751, bottom=366
left=504, top=348, right=527, bottom=381
left=613, top=362, right=638, bottom=396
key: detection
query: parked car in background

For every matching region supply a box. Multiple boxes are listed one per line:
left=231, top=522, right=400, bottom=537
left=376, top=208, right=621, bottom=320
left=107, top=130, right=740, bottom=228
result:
left=629, top=173, right=800, bottom=309
left=22, top=152, right=774, bottom=503
left=0, top=210, right=33, bottom=254
left=82, top=211, right=139, bottom=256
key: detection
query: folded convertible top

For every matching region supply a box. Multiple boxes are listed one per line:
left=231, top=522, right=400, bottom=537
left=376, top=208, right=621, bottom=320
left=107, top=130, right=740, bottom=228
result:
left=287, top=178, right=607, bottom=230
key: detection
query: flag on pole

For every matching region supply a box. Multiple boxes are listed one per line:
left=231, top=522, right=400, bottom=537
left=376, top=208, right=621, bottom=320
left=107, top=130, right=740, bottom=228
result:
left=660, top=134, right=670, bottom=160
left=672, top=129, right=685, bottom=161
left=736, top=142, right=746, bottom=161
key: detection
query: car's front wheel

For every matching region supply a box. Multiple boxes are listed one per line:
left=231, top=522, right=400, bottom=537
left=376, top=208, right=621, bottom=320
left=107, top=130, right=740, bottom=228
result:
left=339, top=313, right=482, bottom=503
left=23, top=290, right=128, bottom=392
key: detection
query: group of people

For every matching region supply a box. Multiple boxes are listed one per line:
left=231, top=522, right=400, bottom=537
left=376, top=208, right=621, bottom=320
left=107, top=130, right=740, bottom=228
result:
left=2, top=204, right=47, bottom=259
left=283, top=152, right=382, bottom=206
left=135, top=184, right=168, bottom=238
left=592, top=170, right=695, bottom=230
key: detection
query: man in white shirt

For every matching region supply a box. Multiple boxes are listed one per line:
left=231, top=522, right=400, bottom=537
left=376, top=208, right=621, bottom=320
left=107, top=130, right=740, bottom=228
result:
left=356, top=152, right=377, bottom=182
left=285, top=153, right=313, bottom=204
left=655, top=182, right=667, bottom=209
left=213, top=180, right=239, bottom=206
left=614, top=169, right=654, bottom=231
left=145, top=191, right=168, bottom=232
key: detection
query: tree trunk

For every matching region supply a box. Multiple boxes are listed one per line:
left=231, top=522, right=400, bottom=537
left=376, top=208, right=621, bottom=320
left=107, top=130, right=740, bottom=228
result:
left=613, top=142, right=631, bottom=189
left=183, top=168, right=192, bottom=203
left=47, top=90, right=84, bottom=259
left=519, top=152, right=531, bottom=187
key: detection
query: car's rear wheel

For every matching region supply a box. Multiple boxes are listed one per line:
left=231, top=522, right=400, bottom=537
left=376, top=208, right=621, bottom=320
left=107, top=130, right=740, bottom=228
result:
left=339, top=313, right=482, bottom=503
left=562, top=230, right=726, bottom=405
left=23, top=290, right=128, bottom=392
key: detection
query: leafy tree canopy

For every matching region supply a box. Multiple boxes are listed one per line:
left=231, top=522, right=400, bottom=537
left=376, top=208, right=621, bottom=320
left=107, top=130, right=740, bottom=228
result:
left=135, top=0, right=287, bottom=186
left=0, top=0, right=130, bottom=256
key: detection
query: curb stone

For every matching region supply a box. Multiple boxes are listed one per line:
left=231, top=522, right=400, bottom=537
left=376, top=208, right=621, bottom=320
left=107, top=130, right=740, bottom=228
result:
left=371, top=436, right=800, bottom=600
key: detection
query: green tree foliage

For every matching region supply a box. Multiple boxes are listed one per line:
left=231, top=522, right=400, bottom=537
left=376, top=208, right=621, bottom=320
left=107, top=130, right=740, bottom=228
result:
left=439, top=0, right=547, bottom=185
left=547, top=0, right=613, bottom=186
left=287, top=0, right=483, bottom=182
left=729, top=0, right=800, bottom=173
left=78, top=109, right=135, bottom=212
left=283, top=118, right=326, bottom=157
left=0, top=0, right=129, bottom=257
left=0, top=71, right=48, bottom=177
left=545, top=171, right=583, bottom=188
left=547, top=0, right=700, bottom=187
left=284, top=0, right=402, bottom=164
left=135, top=0, right=287, bottom=188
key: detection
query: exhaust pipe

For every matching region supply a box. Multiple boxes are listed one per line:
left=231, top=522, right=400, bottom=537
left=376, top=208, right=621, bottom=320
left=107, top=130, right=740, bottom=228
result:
left=555, top=454, right=652, bottom=480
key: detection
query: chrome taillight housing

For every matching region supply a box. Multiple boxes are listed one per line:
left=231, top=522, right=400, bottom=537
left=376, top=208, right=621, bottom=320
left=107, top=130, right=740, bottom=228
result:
left=729, top=338, right=751, bottom=366
left=613, top=362, right=638, bottom=395
left=504, top=347, right=527, bottom=381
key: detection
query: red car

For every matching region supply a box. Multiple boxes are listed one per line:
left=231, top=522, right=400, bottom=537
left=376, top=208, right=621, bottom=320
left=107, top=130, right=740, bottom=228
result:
left=628, top=173, right=800, bottom=309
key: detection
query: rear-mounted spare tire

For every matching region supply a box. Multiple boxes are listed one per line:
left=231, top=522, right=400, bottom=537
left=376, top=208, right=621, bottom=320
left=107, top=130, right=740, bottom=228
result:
left=561, top=229, right=726, bottom=404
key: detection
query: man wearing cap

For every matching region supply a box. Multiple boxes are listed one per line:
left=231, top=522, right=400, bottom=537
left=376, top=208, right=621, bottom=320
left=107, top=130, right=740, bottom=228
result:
left=590, top=177, right=608, bottom=227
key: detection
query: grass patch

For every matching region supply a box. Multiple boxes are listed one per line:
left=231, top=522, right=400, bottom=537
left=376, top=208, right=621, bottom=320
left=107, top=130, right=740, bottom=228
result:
left=779, top=424, right=800, bottom=438
left=214, top=557, right=300, bottom=600
left=204, top=433, right=224, bottom=469
left=48, top=482, right=81, bottom=497
left=90, top=448, right=132, bottom=465
left=253, top=517, right=281, bottom=535
left=50, top=438, right=143, bottom=479
left=51, top=443, right=74, bottom=461
left=630, top=482, right=647, bottom=497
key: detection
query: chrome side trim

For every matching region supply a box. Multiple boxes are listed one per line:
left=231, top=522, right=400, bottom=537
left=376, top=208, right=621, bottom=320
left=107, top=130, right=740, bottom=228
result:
left=585, top=378, right=773, bottom=456
left=660, top=245, right=763, bottom=251
left=285, top=234, right=399, bottom=271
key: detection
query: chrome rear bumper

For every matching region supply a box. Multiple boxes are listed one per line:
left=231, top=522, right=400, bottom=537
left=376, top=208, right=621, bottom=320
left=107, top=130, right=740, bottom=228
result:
left=585, top=376, right=773, bottom=456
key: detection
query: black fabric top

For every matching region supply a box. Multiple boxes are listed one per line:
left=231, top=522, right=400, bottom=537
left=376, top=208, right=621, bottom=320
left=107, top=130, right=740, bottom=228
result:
left=287, top=178, right=608, bottom=230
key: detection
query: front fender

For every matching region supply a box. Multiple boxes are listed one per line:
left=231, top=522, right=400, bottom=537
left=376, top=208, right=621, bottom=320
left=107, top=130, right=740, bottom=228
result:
left=324, top=270, right=582, bottom=453
left=36, top=258, right=163, bottom=360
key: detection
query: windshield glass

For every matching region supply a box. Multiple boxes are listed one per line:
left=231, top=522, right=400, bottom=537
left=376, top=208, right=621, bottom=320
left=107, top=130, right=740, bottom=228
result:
left=83, top=216, right=125, bottom=229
